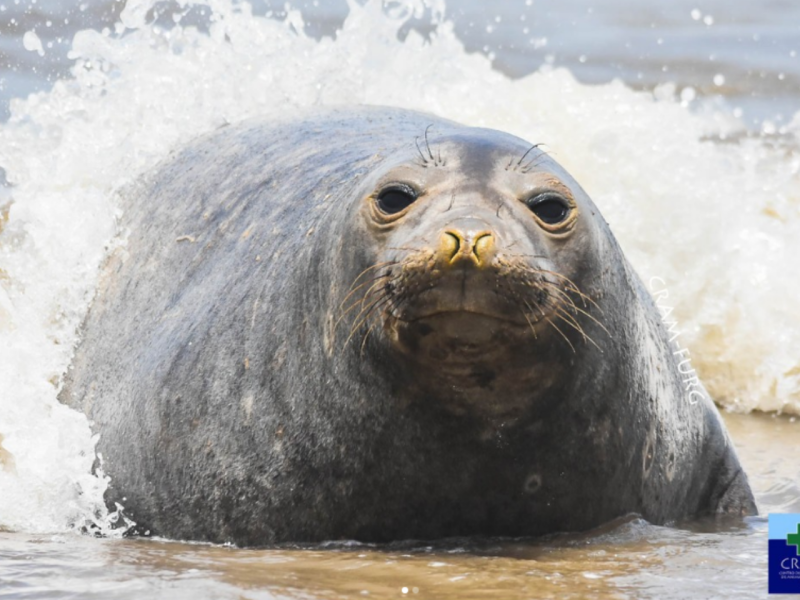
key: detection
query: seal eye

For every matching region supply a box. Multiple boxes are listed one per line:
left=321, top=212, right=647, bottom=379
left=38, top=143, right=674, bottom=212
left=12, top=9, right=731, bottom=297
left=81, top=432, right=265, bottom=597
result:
left=526, top=194, right=570, bottom=225
left=377, top=185, right=417, bottom=215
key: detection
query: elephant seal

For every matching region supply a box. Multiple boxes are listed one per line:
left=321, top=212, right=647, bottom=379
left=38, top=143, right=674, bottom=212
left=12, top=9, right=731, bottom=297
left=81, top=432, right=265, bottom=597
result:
left=60, top=106, right=756, bottom=546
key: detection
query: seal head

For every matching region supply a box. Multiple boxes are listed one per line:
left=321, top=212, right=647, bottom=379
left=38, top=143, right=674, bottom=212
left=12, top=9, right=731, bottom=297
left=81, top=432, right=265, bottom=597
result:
left=336, top=128, right=612, bottom=419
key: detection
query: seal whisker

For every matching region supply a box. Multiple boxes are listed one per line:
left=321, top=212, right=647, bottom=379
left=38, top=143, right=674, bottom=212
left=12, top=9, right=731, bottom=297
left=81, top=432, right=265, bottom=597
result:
left=514, top=144, right=542, bottom=170
left=549, top=299, right=585, bottom=338
left=347, top=261, right=397, bottom=290
left=386, top=291, right=409, bottom=320
left=360, top=316, right=382, bottom=357
left=357, top=278, right=393, bottom=311
left=523, top=300, right=546, bottom=322
left=520, top=149, right=551, bottom=173
left=336, top=283, right=389, bottom=329
left=552, top=303, right=602, bottom=351
left=519, top=306, right=538, bottom=340
left=545, top=317, right=576, bottom=353
left=443, top=191, right=455, bottom=212
left=424, top=124, right=435, bottom=161
left=503, top=252, right=549, bottom=260
left=344, top=294, right=394, bottom=349
left=344, top=299, right=385, bottom=348
left=334, top=282, right=394, bottom=336
left=568, top=303, right=613, bottom=338
left=338, top=261, right=396, bottom=312
left=346, top=288, right=394, bottom=331
left=554, top=309, right=599, bottom=351
left=414, top=136, right=429, bottom=166
left=541, top=282, right=610, bottom=339
left=538, top=281, right=580, bottom=310
left=359, top=295, right=403, bottom=356
left=532, top=268, right=602, bottom=312
left=529, top=268, right=581, bottom=291
left=338, top=273, right=392, bottom=313
left=525, top=298, right=547, bottom=319
left=540, top=282, right=612, bottom=338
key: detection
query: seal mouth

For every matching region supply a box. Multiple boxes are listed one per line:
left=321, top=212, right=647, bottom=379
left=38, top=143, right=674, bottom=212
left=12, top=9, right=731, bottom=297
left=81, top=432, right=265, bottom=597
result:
left=385, top=309, right=539, bottom=364
left=398, top=309, right=534, bottom=327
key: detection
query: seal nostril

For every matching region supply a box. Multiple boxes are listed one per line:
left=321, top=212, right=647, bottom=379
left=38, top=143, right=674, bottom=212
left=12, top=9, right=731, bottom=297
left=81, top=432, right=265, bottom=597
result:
left=443, top=231, right=461, bottom=261
left=473, top=233, right=494, bottom=263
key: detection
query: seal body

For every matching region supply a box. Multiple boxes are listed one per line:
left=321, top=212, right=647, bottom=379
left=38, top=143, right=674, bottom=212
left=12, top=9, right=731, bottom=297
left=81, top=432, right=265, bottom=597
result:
left=61, top=106, right=756, bottom=545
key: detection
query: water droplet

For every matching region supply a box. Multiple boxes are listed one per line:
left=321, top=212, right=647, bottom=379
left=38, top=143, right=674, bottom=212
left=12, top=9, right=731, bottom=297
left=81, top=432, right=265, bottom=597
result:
left=22, top=30, right=44, bottom=56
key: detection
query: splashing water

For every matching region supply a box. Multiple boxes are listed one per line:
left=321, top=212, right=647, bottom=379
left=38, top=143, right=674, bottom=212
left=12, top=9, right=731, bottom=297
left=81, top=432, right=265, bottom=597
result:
left=0, top=0, right=798, bottom=534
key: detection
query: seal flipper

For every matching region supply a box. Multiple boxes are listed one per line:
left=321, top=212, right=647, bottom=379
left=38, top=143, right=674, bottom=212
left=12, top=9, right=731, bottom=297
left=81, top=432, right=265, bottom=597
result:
left=713, top=466, right=758, bottom=516
left=695, top=406, right=757, bottom=517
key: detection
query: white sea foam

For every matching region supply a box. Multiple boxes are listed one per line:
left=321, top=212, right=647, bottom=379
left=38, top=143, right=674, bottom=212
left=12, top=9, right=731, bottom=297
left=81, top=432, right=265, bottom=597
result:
left=0, top=0, right=798, bottom=534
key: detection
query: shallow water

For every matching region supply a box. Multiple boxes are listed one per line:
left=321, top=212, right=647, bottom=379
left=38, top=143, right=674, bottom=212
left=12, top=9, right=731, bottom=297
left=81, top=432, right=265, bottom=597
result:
left=0, top=0, right=799, bottom=597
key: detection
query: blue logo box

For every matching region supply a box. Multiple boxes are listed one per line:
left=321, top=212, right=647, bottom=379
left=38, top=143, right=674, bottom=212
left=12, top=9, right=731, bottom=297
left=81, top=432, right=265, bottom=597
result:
left=769, top=514, right=800, bottom=594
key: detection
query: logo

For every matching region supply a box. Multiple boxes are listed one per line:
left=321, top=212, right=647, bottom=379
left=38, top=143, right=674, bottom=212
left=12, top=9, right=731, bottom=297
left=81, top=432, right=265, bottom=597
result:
left=769, top=513, right=800, bottom=593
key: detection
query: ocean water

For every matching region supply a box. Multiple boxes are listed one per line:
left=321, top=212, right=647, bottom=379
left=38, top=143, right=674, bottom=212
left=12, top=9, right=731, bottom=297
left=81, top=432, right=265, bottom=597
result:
left=0, top=0, right=798, bottom=597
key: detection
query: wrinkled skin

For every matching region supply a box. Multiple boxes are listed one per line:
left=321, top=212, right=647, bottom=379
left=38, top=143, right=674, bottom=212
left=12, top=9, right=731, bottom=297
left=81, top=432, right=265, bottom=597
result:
left=60, top=106, right=756, bottom=546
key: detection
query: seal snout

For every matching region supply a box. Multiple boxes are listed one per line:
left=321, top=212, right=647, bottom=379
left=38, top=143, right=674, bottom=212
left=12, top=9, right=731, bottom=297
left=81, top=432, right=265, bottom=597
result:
left=439, top=218, right=496, bottom=268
